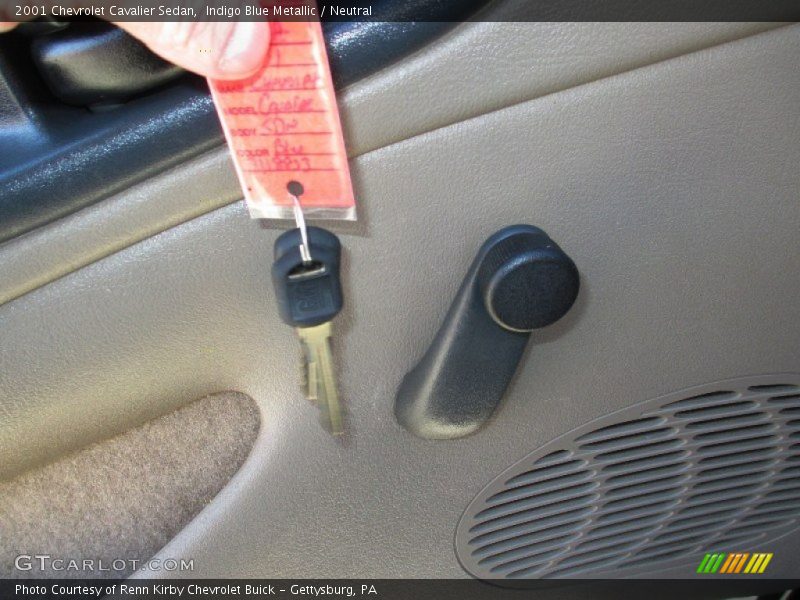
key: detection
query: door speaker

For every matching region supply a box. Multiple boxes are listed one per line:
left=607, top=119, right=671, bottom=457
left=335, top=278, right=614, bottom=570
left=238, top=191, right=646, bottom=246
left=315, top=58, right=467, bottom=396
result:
left=455, top=375, right=800, bottom=579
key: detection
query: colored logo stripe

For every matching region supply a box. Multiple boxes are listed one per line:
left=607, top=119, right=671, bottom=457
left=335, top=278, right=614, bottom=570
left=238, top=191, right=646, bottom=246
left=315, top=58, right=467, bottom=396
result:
left=697, top=553, right=727, bottom=573
left=744, top=553, right=774, bottom=574
left=721, top=553, right=749, bottom=573
left=696, top=554, right=713, bottom=573
left=697, top=552, right=773, bottom=574
left=719, top=553, right=737, bottom=573
left=735, top=553, right=750, bottom=573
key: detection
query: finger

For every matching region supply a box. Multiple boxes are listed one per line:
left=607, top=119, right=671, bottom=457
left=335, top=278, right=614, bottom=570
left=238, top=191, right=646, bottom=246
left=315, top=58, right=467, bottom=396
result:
left=117, top=21, right=270, bottom=80
left=0, top=22, right=20, bottom=32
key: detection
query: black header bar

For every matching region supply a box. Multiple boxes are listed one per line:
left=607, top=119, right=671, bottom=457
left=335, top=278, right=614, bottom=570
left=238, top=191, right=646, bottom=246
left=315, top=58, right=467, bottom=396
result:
left=1, top=0, right=799, bottom=22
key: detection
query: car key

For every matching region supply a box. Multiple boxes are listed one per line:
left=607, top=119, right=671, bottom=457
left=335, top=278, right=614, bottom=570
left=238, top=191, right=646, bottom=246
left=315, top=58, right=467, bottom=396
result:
left=271, top=220, right=345, bottom=435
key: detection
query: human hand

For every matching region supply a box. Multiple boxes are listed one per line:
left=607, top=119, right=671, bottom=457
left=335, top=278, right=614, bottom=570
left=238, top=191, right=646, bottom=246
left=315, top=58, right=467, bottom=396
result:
left=0, top=19, right=270, bottom=80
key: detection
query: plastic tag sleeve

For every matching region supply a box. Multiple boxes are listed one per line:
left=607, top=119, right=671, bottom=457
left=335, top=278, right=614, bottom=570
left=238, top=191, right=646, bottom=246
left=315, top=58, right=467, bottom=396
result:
left=209, top=20, right=356, bottom=221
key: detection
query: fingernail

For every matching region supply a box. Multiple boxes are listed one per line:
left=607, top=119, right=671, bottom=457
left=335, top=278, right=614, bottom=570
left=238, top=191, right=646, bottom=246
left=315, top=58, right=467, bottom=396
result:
left=159, top=21, right=193, bottom=47
left=217, top=21, right=267, bottom=77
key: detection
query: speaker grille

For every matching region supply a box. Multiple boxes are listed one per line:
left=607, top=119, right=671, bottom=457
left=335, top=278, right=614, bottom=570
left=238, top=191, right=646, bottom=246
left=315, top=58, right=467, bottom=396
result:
left=455, top=375, right=800, bottom=579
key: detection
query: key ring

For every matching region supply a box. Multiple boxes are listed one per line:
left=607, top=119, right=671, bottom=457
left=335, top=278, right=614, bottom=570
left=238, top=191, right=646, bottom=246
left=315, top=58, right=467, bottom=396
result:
left=289, top=186, right=312, bottom=265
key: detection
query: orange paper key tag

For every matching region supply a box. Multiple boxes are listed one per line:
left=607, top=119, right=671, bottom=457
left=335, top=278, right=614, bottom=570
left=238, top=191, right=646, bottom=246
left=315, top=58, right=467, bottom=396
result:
left=209, top=20, right=356, bottom=220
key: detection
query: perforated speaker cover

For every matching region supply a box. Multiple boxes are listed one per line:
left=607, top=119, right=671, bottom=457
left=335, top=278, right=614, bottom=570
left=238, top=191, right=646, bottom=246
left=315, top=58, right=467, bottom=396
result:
left=455, top=375, right=800, bottom=579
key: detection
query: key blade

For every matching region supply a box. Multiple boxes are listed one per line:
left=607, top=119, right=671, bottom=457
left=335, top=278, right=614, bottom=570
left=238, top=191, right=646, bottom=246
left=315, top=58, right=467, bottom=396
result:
left=298, top=322, right=344, bottom=436
left=316, top=335, right=344, bottom=435
left=297, top=334, right=319, bottom=401
left=307, top=358, right=320, bottom=402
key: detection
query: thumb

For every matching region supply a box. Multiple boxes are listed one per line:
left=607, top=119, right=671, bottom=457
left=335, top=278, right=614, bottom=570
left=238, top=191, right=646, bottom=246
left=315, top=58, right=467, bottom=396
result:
left=117, top=21, right=270, bottom=80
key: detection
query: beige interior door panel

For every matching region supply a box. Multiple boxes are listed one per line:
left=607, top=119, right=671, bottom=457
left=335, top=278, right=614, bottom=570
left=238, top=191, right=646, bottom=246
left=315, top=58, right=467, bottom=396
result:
left=0, top=21, right=784, bottom=308
left=1, top=20, right=798, bottom=587
left=340, top=19, right=781, bottom=154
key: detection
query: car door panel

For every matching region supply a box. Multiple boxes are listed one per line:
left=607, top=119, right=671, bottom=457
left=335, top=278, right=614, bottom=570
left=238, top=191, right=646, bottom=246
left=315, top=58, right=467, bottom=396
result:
left=0, top=17, right=798, bottom=592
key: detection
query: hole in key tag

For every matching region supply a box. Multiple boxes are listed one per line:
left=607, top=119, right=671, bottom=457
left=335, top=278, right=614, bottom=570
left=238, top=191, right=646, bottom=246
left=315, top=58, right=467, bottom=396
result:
left=287, top=180, right=305, bottom=197
left=209, top=18, right=356, bottom=221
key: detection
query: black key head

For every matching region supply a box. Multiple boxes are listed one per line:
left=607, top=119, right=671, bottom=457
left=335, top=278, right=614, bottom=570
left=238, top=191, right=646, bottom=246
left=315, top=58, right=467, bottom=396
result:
left=271, top=226, right=343, bottom=328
